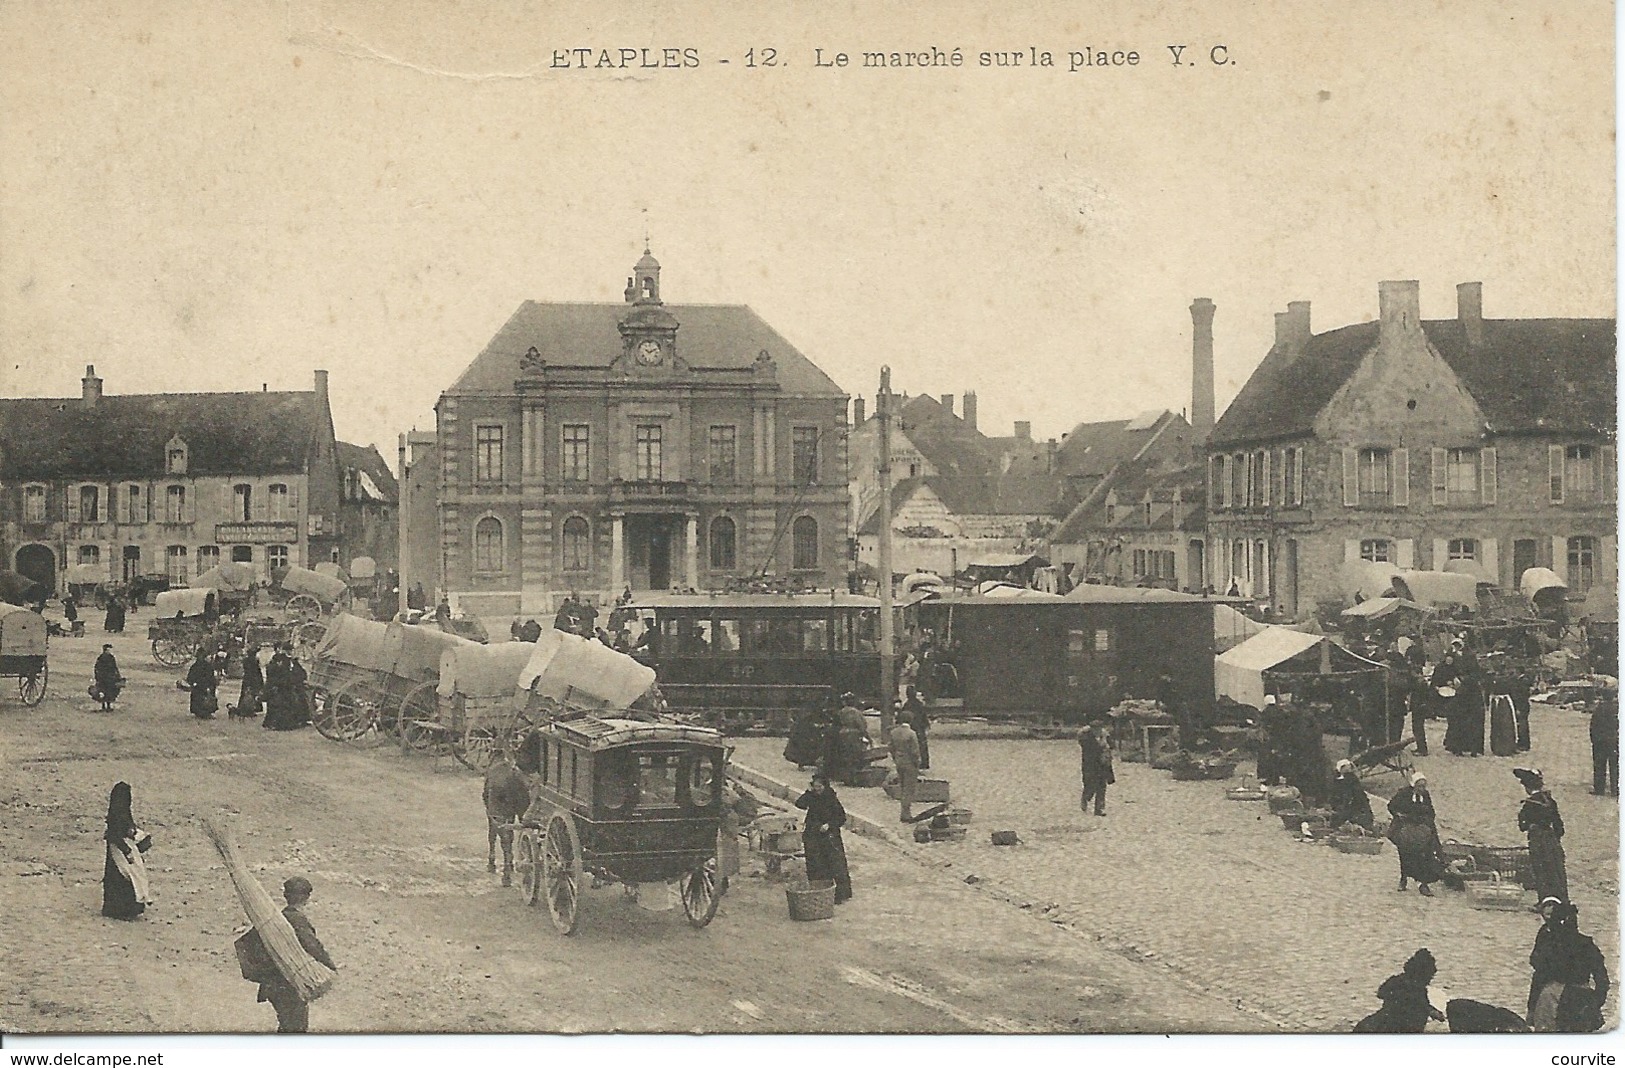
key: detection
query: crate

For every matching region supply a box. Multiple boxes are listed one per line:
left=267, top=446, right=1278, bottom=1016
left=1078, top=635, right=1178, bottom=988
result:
left=851, top=766, right=889, bottom=788
left=786, top=881, right=836, bottom=921
left=1332, top=836, right=1386, bottom=855
left=946, top=807, right=974, bottom=826
left=886, top=777, right=949, bottom=804
left=1467, top=875, right=1529, bottom=911
left=990, top=830, right=1019, bottom=846
left=927, top=825, right=967, bottom=842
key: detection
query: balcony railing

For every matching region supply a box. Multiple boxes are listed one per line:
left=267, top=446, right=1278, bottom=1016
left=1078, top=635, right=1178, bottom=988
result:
left=609, top=479, right=691, bottom=501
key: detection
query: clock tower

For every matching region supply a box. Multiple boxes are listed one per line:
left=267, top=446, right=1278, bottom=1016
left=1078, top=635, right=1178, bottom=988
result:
left=618, top=246, right=681, bottom=369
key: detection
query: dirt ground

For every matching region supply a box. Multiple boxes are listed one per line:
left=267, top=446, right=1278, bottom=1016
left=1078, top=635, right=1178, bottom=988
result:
left=0, top=622, right=1261, bottom=1035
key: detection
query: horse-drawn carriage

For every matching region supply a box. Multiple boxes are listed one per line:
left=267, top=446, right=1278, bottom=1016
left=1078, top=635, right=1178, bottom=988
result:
left=307, top=615, right=472, bottom=743
left=0, top=603, right=48, bottom=706
left=275, top=567, right=352, bottom=624
left=148, top=588, right=223, bottom=666
left=395, top=641, right=536, bottom=769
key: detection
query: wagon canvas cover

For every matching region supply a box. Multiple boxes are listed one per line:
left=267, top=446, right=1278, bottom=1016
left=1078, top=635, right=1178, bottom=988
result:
left=389, top=622, right=473, bottom=683
left=312, top=613, right=397, bottom=672
left=0, top=602, right=47, bottom=657
left=436, top=640, right=535, bottom=699
left=194, top=562, right=257, bottom=593
left=280, top=567, right=348, bottom=603
left=154, top=588, right=214, bottom=618
left=517, top=628, right=656, bottom=708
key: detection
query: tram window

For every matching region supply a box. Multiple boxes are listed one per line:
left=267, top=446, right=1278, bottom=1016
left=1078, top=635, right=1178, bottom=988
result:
left=598, top=753, right=637, bottom=812
left=745, top=618, right=799, bottom=655
left=833, top=614, right=854, bottom=653
left=801, top=617, right=830, bottom=654
left=855, top=610, right=879, bottom=653
left=686, top=754, right=718, bottom=808
left=714, top=618, right=740, bottom=654
left=637, top=754, right=680, bottom=808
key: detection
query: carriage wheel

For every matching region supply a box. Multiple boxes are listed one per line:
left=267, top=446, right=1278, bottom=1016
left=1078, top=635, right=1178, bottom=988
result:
left=294, top=621, right=328, bottom=655
left=322, top=682, right=377, bottom=742
left=287, top=594, right=322, bottom=623
left=152, top=637, right=190, bottom=667
left=514, top=828, right=542, bottom=906
left=18, top=667, right=47, bottom=707
left=452, top=726, right=501, bottom=772
left=542, top=812, right=582, bottom=935
left=681, top=857, right=720, bottom=928
left=397, top=681, right=443, bottom=751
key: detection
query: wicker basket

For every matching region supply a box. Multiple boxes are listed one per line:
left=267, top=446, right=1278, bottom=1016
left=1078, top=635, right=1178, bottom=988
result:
left=786, top=880, right=837, bottom=921
left=1332, top=836, right=1386, bottom=855
left=1203, top=761, right=1238, bottom=780
left=1473, top=846, right=1534, bottom=889
left=946, top=807, right=974, bottom=826
left=1440, top=839, right=1477, bottom=864
left=1467, top=874, right=1528, bottom=911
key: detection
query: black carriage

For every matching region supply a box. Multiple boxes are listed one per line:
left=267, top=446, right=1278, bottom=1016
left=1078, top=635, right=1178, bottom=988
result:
left=0, top=603, right=48, bottom=706
left=147, top=588, right=221, bottom=666
left=630, top=593, right=894, bottom=732
left=511, top=714, right=731, bottom=934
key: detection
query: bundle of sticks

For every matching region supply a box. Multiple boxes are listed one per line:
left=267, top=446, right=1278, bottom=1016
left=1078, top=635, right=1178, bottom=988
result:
left=202, top=816, right=336, bottom=1003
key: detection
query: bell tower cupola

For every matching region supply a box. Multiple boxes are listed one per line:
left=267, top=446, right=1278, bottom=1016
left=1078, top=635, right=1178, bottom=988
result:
left=627, top=246, right=662, bottom=305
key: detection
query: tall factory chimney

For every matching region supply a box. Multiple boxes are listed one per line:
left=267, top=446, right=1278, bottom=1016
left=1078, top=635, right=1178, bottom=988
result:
left=1189, top=298, right=1215, bottom=441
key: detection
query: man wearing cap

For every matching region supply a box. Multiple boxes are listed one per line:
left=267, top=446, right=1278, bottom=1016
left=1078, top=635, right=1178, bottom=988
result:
left=257, top=876, right=337, bottom=1033
left=832, top=693, right=870, bottom=785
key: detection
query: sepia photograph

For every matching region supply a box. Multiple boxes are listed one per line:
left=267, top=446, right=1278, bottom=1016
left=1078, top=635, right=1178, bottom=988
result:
left=0, top=0, right=1617, bottom=1058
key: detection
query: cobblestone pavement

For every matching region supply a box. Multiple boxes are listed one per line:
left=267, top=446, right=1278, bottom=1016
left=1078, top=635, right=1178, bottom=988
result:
left=730, top=703, right=1619, bottom=1033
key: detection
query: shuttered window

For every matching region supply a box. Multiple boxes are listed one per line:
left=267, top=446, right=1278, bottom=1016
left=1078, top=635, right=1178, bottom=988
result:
left=1480, top=448, right=1498, bottom=505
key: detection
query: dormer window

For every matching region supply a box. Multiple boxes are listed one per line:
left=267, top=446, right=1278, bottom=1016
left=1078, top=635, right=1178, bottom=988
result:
left=165, top=435, right=189, bottom=475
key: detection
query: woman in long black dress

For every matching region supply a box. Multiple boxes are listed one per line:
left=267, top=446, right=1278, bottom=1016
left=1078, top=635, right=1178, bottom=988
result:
left=1329, top=759, right=1375, bottom=831
left=1432, top=653, right=1466, bottom=755
left=1516, top=768, right=1569, bottom=903
left=185, top=648, right=218, bottom=719
left=794, top=772, right=852, bottom=904
left=101, top=782, right=153, bottom=920
left=1353, top=948, right=1447, bottom=1032
left=1387, top=774, right=1444, bottom=895
left=1528, top=900, right=1610, bottom=1032
left=232, top=643, right=264, bottom=719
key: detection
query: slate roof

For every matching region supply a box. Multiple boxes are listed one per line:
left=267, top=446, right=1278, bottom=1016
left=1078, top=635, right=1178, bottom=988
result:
left=1054, top=411, right=1181, bottom=479
left=447, top=301, right=845, bottom=397
left=892, top=394, right=1000, bottom=477
left=1211, top=318, right=1617, bottom=447
left=1051, top=461, right=1207, bottom=543
left=0, top=392, right=319, bottom=480
left=858, top=474, right=1063, bottom=535
left=337, top=441, right=399, bottom=503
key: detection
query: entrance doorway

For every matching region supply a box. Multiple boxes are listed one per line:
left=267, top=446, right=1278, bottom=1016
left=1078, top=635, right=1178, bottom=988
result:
left=626, top=515, right=677, bottom=591
left=14, top=544, right=56, bottom=594
left=1512, top=539, right=1538, bottom=587
left=123, top=546, right=141, bottom=584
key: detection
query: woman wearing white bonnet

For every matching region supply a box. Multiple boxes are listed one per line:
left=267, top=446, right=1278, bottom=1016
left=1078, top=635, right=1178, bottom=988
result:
left=1386, top=772, right=1443, bottom=895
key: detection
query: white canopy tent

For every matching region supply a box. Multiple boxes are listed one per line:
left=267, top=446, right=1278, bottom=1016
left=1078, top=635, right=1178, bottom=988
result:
left=1215, top=627, right=1324, bottom=711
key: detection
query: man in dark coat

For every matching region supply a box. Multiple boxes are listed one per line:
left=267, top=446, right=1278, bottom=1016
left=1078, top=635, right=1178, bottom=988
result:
left=901, top=687, right=931, bottom=770
left=1591, top=694, right=1618, bottom=797
left=257, top=876, right=337, bottom=1033
left=1078, top=720, right=1115, bottom=816
left=93, top=644, right=122, bottom=712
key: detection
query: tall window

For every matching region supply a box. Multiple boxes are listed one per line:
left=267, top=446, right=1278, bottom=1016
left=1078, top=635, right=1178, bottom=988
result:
left=475, top=426, right=504, bottom=484
left=791, top=515, right=818, bottom=570
left=78, top=485, right=100, bottom=523
left=1568, top=536, right=1598, bottom=593
left=635, top=425, right=663, bottom=481
left=23, top=485, right=45, bottom=522
left=166, top=545, right=189, bottom=585
left=709, top=425, right=738, bottom=484
left=78, top=545, right=100, bottom=566
left=1210, top=455, right=1228, bottom=510
left=267, top=484, right=290, bottom=521
left=792, top=428, right=819, bottom=485
left=125, top=484, right=145, bottom=524
left=562, top=425, right=590, bottom=483
left=1360, top=539, right=1392, bottom=563
left=1447, top=538, right=1478, bottom=562
left=709, top=516, right=737, bottom=570
left=197, top=545, right=219, bottom=572
left=1446, top=449, right=1479, bottom=502
left=266, top=545, right=289, bottom=571
left=1357, top=448, right=1392, bottom=505
left=1566, top=445, right=1596, bottom=500
left=233, top=483, right=253, bottom=521
left=474, top=517, right=503, bottom=573
left=166, top=485, right=187, bottom=523
left=1230, top=453, right=1246, bottom=509
left=562, top=516, right=590, bottom=572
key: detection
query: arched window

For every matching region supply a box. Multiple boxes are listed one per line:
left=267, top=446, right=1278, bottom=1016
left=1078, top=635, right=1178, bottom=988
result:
left=474, top=517, right=503, bottom=574
left=709, top=516, right=737, bottom=570
left=562, top=516, right=590, bottom=572
left=792, top=516, right=818, bottom=570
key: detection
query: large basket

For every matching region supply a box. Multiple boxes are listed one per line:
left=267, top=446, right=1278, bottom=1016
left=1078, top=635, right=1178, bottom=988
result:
left=1467, top=874, right=1528, bottom=911
left=787, top=880, right=836, bottom=921
left=1473, top=845, right=1534, bottom=889
left=1332, top=835, right=1386, bottom=855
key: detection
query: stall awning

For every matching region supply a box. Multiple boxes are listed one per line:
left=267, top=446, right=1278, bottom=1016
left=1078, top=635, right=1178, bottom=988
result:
left=1391, top=570, right=1480, bottom=609
left=1215, top=627, right=1324, bottom=710
left=1214, top=603, right=1270, bottom=651
left=1341, top=597, right=1424, bottom=620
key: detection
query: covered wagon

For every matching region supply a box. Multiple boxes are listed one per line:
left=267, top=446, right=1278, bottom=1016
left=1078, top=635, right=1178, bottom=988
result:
left=0, top=603, right=47, bottom=705
left=395, top=641, right=537, bottom=769
left=148, top=587, right=223, bottom=666
left=278, top=567, right=352, bottom=622
left=307, top=616, right=474, bottom=742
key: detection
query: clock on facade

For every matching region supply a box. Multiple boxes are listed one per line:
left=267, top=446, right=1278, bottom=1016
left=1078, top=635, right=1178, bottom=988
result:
left=636, top=340, right=664, bottom=366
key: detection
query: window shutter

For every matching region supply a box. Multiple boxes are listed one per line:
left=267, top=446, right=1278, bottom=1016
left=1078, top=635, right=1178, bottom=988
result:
left=1208, top=455, right=1220, bottom=510
left=1481, top=538, right=1499, bottom=586
left=1431, top=448, right=1448, bottom=505
left=1293, top=448, right=1305, bottom=506
left=1603, top=536, right=1617, bottom=589
left=1393, top=448, right=1409, bottom=507
left=1480, top=447, right=1498, bottom=505
left=1396, top=539, right=1415, bottom=569
left=1343, top=539, right=1361, bottom=563
left=66, top=487, right=80, bottom=524
left=1603, top=446, right=1616, bottom=503
left=1549, top=444, right=1565, bottom=503
left=1342, top=449, right=1357, bottom=507
left=1261, top=450, right=1272, bottom=507
left=1551, top=535, right=1569, bottom=581
left=1431, top=538, right=1448, bottom=571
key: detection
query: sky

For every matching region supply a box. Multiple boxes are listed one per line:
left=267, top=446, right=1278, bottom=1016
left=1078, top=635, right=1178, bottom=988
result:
left=1, top=0, right=1614, bottom=461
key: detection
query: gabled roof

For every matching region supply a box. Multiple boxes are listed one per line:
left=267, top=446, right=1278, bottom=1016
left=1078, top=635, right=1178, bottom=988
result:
left=1054, top=411, right=1182, bottom=479
left=0, top=392, right=319, bottom=480
left=1051, top=461, right=1207, bottom=543
left=337, top=441, right=399, bottom=504
left=1211, top=317, right=1617, bottom=447
left=858, top=474, right=1062, bottom=535
left=893, top=394, right=1000, bottom=477
left=446, top=301, right=845, bottom=397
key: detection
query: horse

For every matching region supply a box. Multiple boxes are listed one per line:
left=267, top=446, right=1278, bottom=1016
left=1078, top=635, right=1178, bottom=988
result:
left=482, top=759, right=531, bottom=887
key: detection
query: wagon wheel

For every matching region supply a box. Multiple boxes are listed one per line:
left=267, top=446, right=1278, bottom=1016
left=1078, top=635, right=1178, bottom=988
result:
left=151, top=636, right=190, bottom=667
left=320, top=682, right=377, bottom=742
left=514, top=827, right=542, bottom=906
left=18, top=667, right=47, bottom=707
left=681, top=857, right=720, bottom=928
left=542, top=811, right=583, bottom=935
left=397, top=681, right=444, bottom=752
left=287, top=594, right=322, bottom=623
left=452, top=726, right=501, bottom=772
left=294, top=621, right=328, bottom=656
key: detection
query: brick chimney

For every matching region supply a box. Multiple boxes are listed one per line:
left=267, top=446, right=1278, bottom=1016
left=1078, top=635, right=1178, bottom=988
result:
left=940, top=394, right=955, bottom=417
left=1378, top=280, right=1423, bottom=346
left=852, top=396, right=866, bottom=425
left=1189, top=298, right=1215, bottom=440
left=1286, top=301, right=1311, bottom=352
left=81, top=365, right=102, bottom=409
left=1015, top=420, right=1031, bottom=441
left=314, top=369, right=329, bottom=400
left=1457, top=281, right=1483, bottom=347
left=962, top=391, right=978, bottom=432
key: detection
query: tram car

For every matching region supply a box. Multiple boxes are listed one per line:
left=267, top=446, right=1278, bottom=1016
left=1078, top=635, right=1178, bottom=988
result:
left=629, top=592, right=895, bottom=732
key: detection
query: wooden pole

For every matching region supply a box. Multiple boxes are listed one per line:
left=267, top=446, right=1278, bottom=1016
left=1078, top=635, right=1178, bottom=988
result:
left=878, top=368, right=895, bottom=733
left=397, top=433, right=409, bottom=621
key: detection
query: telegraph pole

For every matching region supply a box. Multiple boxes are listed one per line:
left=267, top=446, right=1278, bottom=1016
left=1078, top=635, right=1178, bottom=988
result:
left=877, top=367, right=895, bottom=733
left=397, top=433, right=409, bottom=620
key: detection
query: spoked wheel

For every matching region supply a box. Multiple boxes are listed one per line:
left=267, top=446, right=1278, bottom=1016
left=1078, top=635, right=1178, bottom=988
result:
left=152, top=637, right=190, bottom=667
left=287, top=594, right=322, bottom=623
left=330, top=682, right=380, bottom=743
left=18, top=667, right=47, bottom=707
left=452, top=726, right=502, bottom=771
left=542, top=812, right=582, bottom=935
left=681, top=857, right=720, bottom=928
left=514, top=828, right=542, bottom=906
left=397, top=681, right=444, bottom=752
left=294, top=621, right=328, bottom=656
